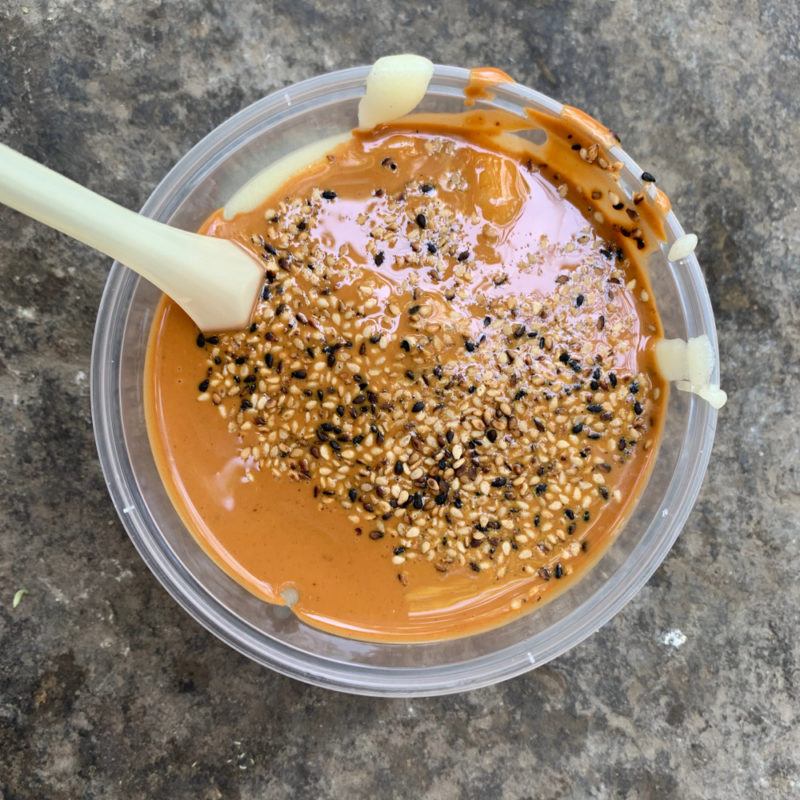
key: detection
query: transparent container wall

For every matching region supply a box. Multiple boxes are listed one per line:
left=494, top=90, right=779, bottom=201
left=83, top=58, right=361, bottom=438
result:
left=97, top=67, right=716, bottom=693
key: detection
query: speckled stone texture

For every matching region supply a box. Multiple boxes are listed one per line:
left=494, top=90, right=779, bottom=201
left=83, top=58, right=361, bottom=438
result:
left=1, top=2, right=798, bottom=798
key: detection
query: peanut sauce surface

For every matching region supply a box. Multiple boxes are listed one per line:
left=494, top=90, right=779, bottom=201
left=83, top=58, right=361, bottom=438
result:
left=146, top=107, right=666, bottom=642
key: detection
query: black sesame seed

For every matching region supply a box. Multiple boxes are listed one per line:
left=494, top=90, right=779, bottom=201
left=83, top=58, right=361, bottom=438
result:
left=465, top=340, right=476, bottom=353
left=445, top=430, right=455, bottom=444
left=433, top=364, right=443, bottom=379
left=630, top=380, right=640, bottom=395
left=491, top=477, right=507, bottom=488
left=394, top=461, right=404, bottom=475
left=426, top=242, right=437, bottom=254
left=261, top=285, right=272, bottom=300
left=264, top=353, right=273, bottom=368
left=559, top=352, right=570, bottom=364
left=641, top=171, right=656, bottom=182
left=412, top=401, right=425, bottom=413
left=235, top=356, right=247, bottom=365
left=196, top=333, right=205, bottom=348
left=416, top=213, right=427, bottom=229
left=634, top=401, right=643, bottom=415
left=393, top=546, right=405, bottom=555
left=408, top=304, right=421, bottom=315
left=486, top=429, right=498, bottom=443
left=412, top=493, right=424, bottom=510
left=435, top=492, right=447, bottom=505
left=576, top=294, right=585, bottom=307
left=609, top=372, right=618, bottom=388
left=348, top=488, right=358, bottom=502
left=599, top=486, right=610, bottom=500
left=572, top=422, right=584, bottom=434
left=374, top=251, right=385, bottom=266
left=321, top=189, right=337, bottom=199
left=420, top=183, right=434, bottom=193
left=535, top=483, right=548, bottom=495
left=618, top=437, right=627, bottom=451
left=554, top=563, right=564, bottom=579
left=457, top=250, right=470, bottom=262
left=400, top=339, right=411, bottom=352
left=369, top=530, right=383, bottom=540
left=291, top=369, right=307, bottom=379
left=587, top=403, right=603, bottom=413
left=564, top=508, right=575, bottom=520
left=198, top=379, right=209, bottom=392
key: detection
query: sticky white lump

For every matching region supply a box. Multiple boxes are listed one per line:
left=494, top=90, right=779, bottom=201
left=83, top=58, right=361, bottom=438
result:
left=358, top=54, right=434, bottom=129
left=655, top=335, right=727, bottom=409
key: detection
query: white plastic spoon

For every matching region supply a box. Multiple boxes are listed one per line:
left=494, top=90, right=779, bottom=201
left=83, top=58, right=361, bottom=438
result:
left=0, top=143, right=265, bottom=332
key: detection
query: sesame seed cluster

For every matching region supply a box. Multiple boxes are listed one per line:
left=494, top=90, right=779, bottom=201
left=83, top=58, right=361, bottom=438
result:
left=194, top=140, right=657, bottom=584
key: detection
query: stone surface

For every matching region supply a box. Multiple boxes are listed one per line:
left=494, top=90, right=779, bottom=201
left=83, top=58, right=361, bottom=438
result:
left=1, top=2, right=798, bottom=798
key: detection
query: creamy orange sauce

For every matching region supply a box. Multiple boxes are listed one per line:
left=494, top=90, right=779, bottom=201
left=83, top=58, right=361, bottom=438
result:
left=145, top=107, right=667, bottom=642
left=464, top=67, right=514, bottom=106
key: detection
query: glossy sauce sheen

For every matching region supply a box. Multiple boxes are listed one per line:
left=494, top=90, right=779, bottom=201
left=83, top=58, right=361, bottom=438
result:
left=146, top=108, right=667, bottom=642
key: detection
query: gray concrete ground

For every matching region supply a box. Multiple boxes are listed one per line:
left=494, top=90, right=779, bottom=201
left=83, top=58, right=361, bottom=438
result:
left=1, top=2, right=798, bottom=798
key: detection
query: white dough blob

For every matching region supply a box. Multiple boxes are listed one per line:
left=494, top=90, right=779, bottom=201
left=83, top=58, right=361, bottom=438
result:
left=358, top=54, right=434, bottom=130
left=223, top=133, right=350, bottom=219
left=654, top=335, right=727, bottom=409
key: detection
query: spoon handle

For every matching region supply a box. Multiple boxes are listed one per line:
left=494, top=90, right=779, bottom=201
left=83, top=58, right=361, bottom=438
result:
left=0, top=143, right=263, bottom=332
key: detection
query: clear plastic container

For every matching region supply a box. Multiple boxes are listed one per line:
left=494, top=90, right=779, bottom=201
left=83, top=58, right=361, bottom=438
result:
left=91, top=65, right=719, bottom=696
